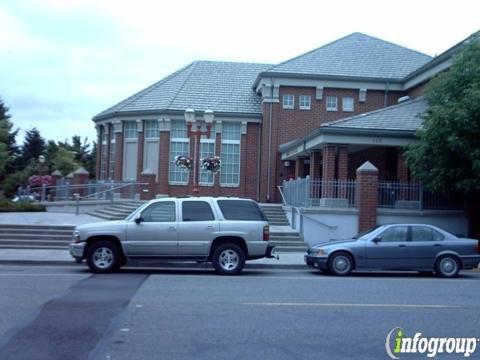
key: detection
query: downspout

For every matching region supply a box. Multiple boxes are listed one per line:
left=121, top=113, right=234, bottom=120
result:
left=266, top=80, right=273, bottom=202
left=256, top=119, right=261, bottom=202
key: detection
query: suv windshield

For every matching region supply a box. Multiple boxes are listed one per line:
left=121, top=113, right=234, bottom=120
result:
left=217, top=200, right=266, bottom=221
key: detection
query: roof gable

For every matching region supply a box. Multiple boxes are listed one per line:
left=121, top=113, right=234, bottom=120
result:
left=263, top=33, right=432, bottom=80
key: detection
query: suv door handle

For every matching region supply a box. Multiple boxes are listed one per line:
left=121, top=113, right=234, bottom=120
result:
left=206, top=226, right=214, bottom=230
left=168, top=226, right=176, bottom=231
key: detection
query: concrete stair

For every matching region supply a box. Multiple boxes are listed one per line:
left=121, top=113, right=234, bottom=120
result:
left=269, top=230, right=308, bottom=253
left=259, top=204, right=290, bottom=226
left=87, top=201, right=145, bottom=220
left=0, top=224, right=74, bottom=249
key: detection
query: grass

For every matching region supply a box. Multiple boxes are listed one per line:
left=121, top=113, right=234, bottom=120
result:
left=0, top=199, right=46, bottom=212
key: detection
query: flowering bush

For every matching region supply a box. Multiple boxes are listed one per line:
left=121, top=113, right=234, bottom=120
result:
left=27, top=175, right=53, bottom=187
left=175, top=155, right=193, bottom=170
left=200, top=156, right=221, bottom=173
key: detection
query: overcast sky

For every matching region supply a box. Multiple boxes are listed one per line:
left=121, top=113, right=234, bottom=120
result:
left=1, top=0, right=479, bottom=146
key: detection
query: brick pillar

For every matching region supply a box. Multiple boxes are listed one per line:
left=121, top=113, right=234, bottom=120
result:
left=105, top=125, right=111, bottom=179
left=338, top=145, right=349, bottom=198
left=139, top=171, right=156, bottom=200
left=322, top=145, right=336, bottom=197
left=240, top=132, right=247, bottom=197
left=309, top=151, right=322, bottom=179
left=114, top=131, right=123, bottom=181
left=356, top=161, right=379, bottom=232
left=73, top=167, right=90, bottom=197
left=158, top=131, right=170, bottom=195
left=51, top=170, right=63, bottom=201
left=396, top=147, right=409, bottom=182
left=295, top=158, right=305, bottom=179
left=137, top=122, right=144, bottom=180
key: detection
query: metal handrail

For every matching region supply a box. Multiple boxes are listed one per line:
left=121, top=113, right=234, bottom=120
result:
left=277, top=185, right=287, bottom=205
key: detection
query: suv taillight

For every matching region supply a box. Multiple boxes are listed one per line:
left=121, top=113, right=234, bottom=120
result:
left=263, top=225, right=269, bottom=241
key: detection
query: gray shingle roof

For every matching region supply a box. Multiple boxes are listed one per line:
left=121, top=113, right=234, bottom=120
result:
left=262, top=33, right=432, bottom=81
left=94, top=61, right=272, bottom=120
left=321, top=97, right=427, bottom=132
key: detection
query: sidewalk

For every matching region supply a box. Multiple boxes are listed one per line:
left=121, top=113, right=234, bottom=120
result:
left=0, top=249, right=306, bottom=269
left=0, top=212, right=102, bottom=226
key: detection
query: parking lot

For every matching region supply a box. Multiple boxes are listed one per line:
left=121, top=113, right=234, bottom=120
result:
left=0, top=264, right=479, bottom=360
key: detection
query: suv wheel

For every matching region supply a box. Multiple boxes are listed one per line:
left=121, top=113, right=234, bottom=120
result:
left=212, top=244, right=245, bottom=275
left=86, top=241, right=121, bottom=273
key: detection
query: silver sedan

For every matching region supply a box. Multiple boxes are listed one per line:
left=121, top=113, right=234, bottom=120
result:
left=305, top=224, right=480, bottom=277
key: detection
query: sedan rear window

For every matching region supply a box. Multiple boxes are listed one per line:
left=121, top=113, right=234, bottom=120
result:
left=217, top=200, right=266, bottom=221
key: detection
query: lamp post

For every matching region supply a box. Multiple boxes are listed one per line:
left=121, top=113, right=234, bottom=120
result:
left=184, top=109, right=214, bottom=196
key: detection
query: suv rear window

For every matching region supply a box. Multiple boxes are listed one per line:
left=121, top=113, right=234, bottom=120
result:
left=217, top=200, right=266, bottom=221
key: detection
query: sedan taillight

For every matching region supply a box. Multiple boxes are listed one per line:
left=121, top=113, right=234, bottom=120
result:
left=477, top=241, right=480, bottom=254
left=263, top=225, right=269, bottom=241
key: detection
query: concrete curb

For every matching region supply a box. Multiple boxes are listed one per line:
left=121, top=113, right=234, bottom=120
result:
left=0, top=259, right=307, bottom=270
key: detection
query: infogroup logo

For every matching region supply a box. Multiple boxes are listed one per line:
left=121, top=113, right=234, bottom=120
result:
left=385, top=327, right=479, bottom=359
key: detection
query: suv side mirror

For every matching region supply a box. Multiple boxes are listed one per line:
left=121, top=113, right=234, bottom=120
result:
left=134, top=214, right=144, bottom=224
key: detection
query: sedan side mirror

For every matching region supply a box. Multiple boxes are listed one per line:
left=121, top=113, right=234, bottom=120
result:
left=134, top=215, right=144, bottom=224
left=372, top=237, right=381, bottom=244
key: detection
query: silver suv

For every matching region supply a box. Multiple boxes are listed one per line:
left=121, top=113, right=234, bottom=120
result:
left=70, top=197, right=274, bottom=275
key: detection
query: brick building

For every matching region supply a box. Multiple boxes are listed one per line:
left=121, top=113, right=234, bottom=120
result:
left=93, top=32, right=467, bottom=202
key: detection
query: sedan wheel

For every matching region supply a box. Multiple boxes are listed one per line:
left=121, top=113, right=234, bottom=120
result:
left=435, top=256, right=460, bottom=278
left=328, top=253, right=353, bottom=276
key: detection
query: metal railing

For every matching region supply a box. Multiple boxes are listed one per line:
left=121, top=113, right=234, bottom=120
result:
left=378, top=181, right=464, bottom=210
left=18, top=180, right=148, bottom=203
left=282, top=177, right=355, bottom=208
left=282, top=178, right=464, bottom=211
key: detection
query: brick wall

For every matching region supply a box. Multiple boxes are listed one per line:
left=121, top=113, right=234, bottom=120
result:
left=114, top=132, right=123, bottom=181
left=407, top=81, right=428, bottom=99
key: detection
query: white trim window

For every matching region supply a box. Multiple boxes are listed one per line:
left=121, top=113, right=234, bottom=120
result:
left=100, top=127, right=107, bottom=180
left=326, top=96, right=338, bottom=111
left=169, top=120, right=189, bottom=185
left=108, top=129, right=115, bottom=179
left=199, top=136, right=215, bottom=186
left=299, top=95, right=311, bottom=110
left=220, top=122, right=241, bottom=187
left=282, top=94, right=294, bottom=109
left=144, top=120, right=158, bottom=139
left=124, top=121, right=138, bottom=139
left=342, top=97, right=354, bottom=112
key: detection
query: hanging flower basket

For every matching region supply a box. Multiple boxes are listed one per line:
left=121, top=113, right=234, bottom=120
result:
left=200, top=156, right=221, bottom=173
left=175, top=155, right=193, bottom=170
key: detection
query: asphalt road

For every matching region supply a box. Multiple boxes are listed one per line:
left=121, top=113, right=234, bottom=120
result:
left=0, top=265, right=479, bottom=360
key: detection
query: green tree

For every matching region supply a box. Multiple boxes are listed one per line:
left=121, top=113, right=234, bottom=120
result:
left=0, top=99, right=18, bottom=177
left=405, top=32, right=480, bottom=235
left=406, top=33, right=480, bottom=192
left=51, top=147, right=80, bottom=176
left=17, top=127, right=46, bottom=170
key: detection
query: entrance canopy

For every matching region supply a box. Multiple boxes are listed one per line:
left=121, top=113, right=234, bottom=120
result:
left=280, top=97, right=426, bottom=160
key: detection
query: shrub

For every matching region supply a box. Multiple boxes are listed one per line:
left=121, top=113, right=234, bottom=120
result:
left=0, top=199, right=46, bottom=212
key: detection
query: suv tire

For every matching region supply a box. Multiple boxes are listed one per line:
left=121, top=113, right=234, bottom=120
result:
left=212, top=244, right=245, bottom=275
left=86, top=241, right=121, bottom=273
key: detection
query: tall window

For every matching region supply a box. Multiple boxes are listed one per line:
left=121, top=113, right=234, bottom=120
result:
left=109, top=128, right=115, bottom=179
left=169, top=120, right=189, bottom=184
left=124, top=121, right=138, bottom=139
left=342, top=97, right=354, bottom=112
left=299, top=95, right=311, bottom=110
left=144, top=120, right=158, bottom=139
left=144, top=120, right=159, bottom=176
left=100, top=126, right=107, bottom=180
left=199, top=136, right=215, bottom=186
left=282, top=94, right=294, bottom=109
left=220, top=122, right=241, bottom=186
left=326, top=96, right=338, bottom=111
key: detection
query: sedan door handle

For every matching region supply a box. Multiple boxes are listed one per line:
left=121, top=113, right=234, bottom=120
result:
left=397, top=244, right=407, bottom=247
left=434, top=244, right=442, bottom=247
left=168, top=226, right=176, bottom=231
